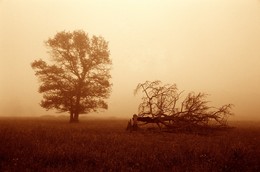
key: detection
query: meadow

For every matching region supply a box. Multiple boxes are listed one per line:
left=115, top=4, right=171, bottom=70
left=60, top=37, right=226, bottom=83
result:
left=0, top=117, right=259, bottom=171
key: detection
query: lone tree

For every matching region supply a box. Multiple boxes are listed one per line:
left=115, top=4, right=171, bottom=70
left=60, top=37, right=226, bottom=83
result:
left=132, top=80, right=233, bottom=132
left=31, top=30, right=112, bottom=123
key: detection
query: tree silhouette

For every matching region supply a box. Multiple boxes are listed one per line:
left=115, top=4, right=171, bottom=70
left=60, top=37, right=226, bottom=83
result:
left=134, top=80, right=233, bottom=131
left=31, top=30, right=112, bottom=123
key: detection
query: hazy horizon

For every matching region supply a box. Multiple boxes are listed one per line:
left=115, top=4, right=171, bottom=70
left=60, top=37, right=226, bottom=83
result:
left=1, top=0, right=260, bottom=120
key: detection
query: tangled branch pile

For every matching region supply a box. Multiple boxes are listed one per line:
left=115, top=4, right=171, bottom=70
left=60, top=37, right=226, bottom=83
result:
left=134, top=80, right=233, bottom=131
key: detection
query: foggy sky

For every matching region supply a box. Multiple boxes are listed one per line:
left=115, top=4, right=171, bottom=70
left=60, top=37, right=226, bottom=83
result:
left=0, top=0, right=260, bottom=120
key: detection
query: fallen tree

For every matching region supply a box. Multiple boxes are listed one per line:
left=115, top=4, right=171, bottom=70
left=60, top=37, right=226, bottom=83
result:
left=128, top=80, right=233, bottom=132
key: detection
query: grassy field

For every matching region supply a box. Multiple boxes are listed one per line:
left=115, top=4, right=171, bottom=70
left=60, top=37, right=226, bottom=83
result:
left=0, top=117, right=259, bottom=171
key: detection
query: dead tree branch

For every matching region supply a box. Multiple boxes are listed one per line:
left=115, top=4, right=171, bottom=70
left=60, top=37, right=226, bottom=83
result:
left=132, top=80, right=234, bottom=132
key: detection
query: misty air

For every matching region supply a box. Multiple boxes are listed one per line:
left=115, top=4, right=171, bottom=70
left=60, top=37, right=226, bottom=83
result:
left=0, top=0, right=260, bottom=171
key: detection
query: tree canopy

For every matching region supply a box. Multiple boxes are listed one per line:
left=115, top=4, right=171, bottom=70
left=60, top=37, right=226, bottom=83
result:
left=31, top=30, right=112, bottom=122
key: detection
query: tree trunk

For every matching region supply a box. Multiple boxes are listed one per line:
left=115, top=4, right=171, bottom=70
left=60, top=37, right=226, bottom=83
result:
left=70, top=112, right=74, bottom=123
left=73, top=80, right=82, bottom=123
left=69, top=112, right=79, bottom=123
left=73, top=113, right=79, bottom=123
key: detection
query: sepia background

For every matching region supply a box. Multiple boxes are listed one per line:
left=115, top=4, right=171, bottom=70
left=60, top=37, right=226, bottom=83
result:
left=0, top=0, right=260, bottom=120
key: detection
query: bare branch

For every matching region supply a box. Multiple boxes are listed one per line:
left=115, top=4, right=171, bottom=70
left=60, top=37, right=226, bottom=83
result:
left=134, top=80, right=234, bottom=131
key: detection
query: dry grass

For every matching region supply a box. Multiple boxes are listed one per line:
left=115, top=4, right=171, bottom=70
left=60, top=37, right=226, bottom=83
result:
left=0, top=117, right=259, bottom=171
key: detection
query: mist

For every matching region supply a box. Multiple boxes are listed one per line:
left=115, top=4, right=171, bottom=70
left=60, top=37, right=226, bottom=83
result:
left=0, top=0, right=260, bottom=120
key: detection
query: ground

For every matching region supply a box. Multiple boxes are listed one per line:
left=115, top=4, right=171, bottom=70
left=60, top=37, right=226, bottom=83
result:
left=0, top=117, right=259, bottom=171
